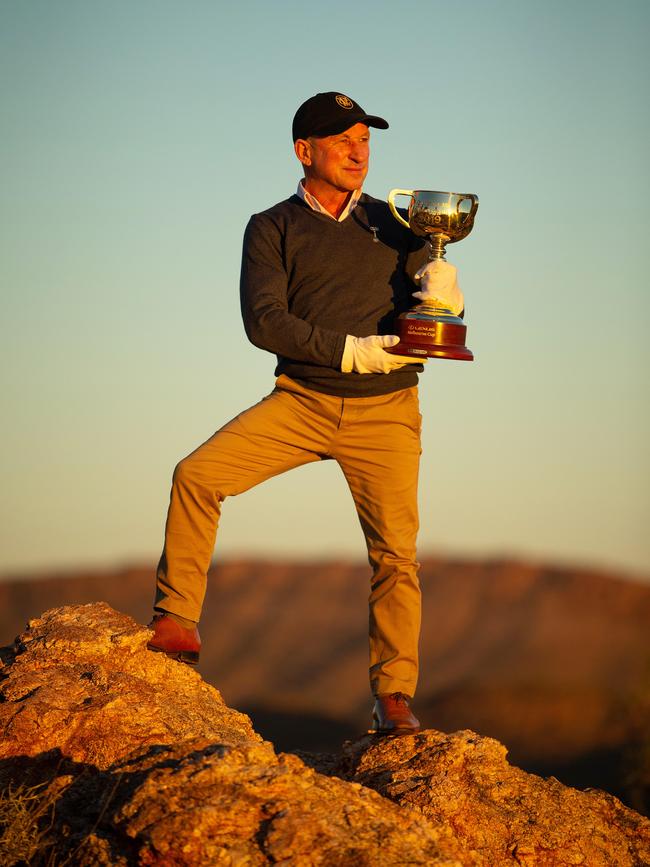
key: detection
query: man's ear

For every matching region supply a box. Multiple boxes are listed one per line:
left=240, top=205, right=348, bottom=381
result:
left=294, top=138, right=312, bottom=167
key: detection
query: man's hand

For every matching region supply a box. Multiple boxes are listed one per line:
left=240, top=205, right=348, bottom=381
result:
left=413, top=260, right=464, bottom=315
left=341, top=334, right=426, bottom=374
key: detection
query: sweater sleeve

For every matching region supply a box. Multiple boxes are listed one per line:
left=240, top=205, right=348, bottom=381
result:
left=239, top=213, right=346, bottom=368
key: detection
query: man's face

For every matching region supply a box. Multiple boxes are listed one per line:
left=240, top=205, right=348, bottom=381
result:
left=297, top=123, right=370, bottom=193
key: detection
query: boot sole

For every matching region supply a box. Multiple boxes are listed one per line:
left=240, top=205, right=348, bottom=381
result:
left=369, top=715, right=420, bottom=735
left=147, top=644, right=199, bottom=666
left=368, top=726, right=420, bottom=735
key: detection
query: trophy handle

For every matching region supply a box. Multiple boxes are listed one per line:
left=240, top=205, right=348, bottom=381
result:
left=456, top=195, right=479, bottom=221
left=387, top=189, right=414, bottom=229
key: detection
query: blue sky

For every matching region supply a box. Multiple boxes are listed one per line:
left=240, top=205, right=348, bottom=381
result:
left=1, top=0, right=648, bottom=576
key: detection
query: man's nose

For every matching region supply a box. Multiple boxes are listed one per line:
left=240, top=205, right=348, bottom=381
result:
left=350, top=142, right=368, bottom=162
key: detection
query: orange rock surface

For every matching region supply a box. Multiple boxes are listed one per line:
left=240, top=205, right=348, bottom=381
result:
left=1, top=602, right=648, bottom=865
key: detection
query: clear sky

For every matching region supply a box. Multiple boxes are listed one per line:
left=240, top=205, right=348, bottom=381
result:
left=1, top=0, right=648, bottom=578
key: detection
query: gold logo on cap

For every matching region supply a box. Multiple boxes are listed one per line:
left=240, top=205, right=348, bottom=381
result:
left=336, top=95, right=354, bottom=109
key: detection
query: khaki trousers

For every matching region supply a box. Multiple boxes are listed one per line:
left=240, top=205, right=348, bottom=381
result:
left=155, top=374, right=422, bottom=697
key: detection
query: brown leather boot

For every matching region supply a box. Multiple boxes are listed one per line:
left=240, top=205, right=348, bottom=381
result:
left=370, top=692, right=420, bottom=734
left=147, top=614, right=201, bottom=665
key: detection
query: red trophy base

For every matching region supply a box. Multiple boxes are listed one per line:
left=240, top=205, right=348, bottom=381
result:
left=384, top=306, right=474, bottom=361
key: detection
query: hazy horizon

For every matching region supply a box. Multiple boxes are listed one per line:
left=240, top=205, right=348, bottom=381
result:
left=2, top=547, right=648, bottom=587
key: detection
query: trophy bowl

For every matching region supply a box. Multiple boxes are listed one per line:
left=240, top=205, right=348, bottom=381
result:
left=386, top=189, right=478, bottom=361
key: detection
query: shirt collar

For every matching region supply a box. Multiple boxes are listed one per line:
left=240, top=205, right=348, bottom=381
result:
left=296, top=180, right=362, bottom=222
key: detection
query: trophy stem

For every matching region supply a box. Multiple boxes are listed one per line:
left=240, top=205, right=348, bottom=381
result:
left=428, top=234, right=449, bottom=260
left=414, top=302, right=455, bottom=316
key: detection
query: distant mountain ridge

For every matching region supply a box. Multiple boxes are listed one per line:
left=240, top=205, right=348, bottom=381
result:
left=1, top=556, right=649, bottom=813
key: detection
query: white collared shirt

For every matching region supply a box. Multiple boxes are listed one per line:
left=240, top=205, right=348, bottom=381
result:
left=296, top=180, right=361, bottom=222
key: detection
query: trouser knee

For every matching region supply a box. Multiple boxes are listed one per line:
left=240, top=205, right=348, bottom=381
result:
left=171, top=454, right=227, bottom=510
left=369, top=550, right=419, bottom=582
left=172, top=455, right=205, bottom=495
left=173, top=457, right=190, bottom=486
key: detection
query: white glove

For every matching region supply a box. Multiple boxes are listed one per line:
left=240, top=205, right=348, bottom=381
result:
left=413, top=259, right=464, bottom=315
left=341, top=334, right=426, bottom=374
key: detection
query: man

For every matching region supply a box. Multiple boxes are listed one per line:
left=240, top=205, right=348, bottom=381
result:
left=148, top=92, right=464, bottom=734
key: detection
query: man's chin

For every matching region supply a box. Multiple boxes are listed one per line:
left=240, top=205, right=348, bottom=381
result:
left=339, top=177, right=365, bottom=192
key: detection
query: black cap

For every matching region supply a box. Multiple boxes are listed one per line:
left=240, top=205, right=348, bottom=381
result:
left=292, top=92, right=389, bottom=141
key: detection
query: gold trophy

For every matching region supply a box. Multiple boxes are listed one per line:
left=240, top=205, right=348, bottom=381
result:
left=386, top=189, right=479, bottom=361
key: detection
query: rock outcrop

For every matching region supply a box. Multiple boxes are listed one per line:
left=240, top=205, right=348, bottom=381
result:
left=1, top=603, right=648, bottom=866
left=3, top=556, right=649, bottom=806
left=310, top=734, right=650, bottom=865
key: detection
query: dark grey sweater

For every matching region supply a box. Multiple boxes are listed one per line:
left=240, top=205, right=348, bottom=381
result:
left=239, top=192, right=430, bottom=397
